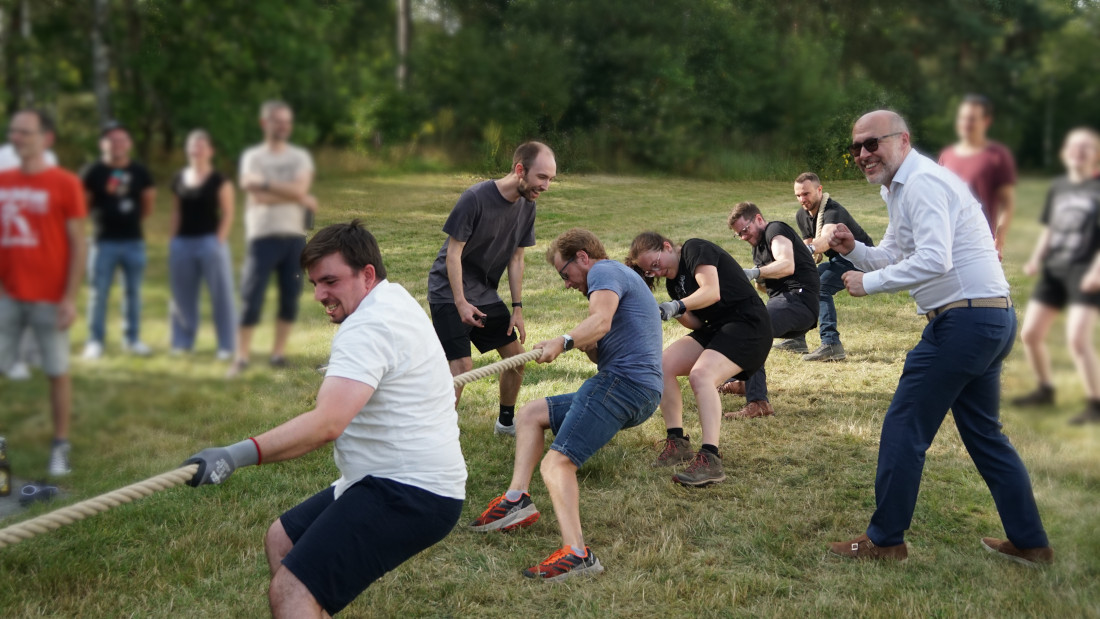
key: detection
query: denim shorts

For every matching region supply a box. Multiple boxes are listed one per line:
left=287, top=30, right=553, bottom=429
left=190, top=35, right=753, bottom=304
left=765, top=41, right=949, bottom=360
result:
left=546, top=371, right=661, bottom=468
left=0, top=297, right=69, bottom=376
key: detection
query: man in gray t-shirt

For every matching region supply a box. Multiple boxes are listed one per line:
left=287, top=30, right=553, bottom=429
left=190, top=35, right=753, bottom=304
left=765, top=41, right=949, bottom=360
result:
left=427, top=141, right=556, bottom=435
left=468, top=228, right=663, bottom=581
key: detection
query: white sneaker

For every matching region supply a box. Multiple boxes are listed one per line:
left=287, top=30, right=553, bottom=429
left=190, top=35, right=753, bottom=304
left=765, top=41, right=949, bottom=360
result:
left=170, top=347, right=188, bottom=357
left=82, top=341, right=104, bottom=360
left=494, top=419, right=516, bottom=437
left=125, top=341, right=153, bottom=356
left=216, top=349, right=233, bottom=362
left=6, top=361, right=31, bottom=380
left=49, top=441, right=72, bottom=477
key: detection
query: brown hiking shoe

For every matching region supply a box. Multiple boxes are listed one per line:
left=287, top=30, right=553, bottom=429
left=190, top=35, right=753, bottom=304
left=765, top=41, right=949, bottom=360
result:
left=652, top=435, right=693, bottom=467
left=828, top=534, right=908, bottom=561
left=981, top=537, right=1053, bottom=566
left=717, top=379, right=745, bottom=395
left=725, top=400, right=774, bottom=419
left=672, top=450, right=726, bottom=486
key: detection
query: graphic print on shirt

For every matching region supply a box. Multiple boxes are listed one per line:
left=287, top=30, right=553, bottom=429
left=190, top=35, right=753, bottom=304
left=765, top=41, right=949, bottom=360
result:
left=0, top=187, right=48, bottom=247
left=105, top=169, right=134, bottom=214
left=1046, top=189, right=1098, bottom=270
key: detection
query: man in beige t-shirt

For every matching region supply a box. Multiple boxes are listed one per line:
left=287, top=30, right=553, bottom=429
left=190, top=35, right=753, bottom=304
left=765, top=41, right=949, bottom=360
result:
left=229, top=100, right=316, bottom=377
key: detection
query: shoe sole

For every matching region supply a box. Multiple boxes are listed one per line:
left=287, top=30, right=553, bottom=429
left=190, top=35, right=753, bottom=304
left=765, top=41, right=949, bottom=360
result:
left=530, top=558, right=605, bottom=582
left=494, top=424, right=516, bottom=437
left=672, top=472, right=726, bottom=487
left=802, top=354, right=846, bottom=362
left=470, top=505, right=540, bottom=532
left=980, top=539, right=1044, bottom=568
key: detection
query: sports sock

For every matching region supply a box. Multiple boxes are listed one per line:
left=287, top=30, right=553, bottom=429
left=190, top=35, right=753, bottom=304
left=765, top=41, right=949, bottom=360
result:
left=666, top=427, right=685, bottom=439
left=504, top=489, right=525, bottom=502
left=498, top=405, right=516, bottom=425
left=570, top=545, right=587, bottom=557
left=701, top=443, right=719, bottom=456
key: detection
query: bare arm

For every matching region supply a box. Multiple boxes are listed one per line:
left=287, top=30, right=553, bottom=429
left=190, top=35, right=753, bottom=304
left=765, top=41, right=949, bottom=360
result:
left=59, top=217, right=87, bottom=329
left=677, top=264, right=721, bottom=310
left=506, top=246, right=526, bottom=343
left=759, top=234, right=795, bottom=279
left=445, top=236, right=486, bottom=326
left=1024, top=227, right=1051, bottom=277
left=811, top=223, right=839, bottom=253
left=216, top=179, right=235, bottom=244
left=243, top=170, right=314, bottom=205
left=993, top=184, right=1015, bottom=256
left=169, top=191, right=181, bottom=238
left=253, top=377, right=375, bottom=463
left=533, top=289, right=619, bottom=363
left=140, top=186, right=156, bottom=219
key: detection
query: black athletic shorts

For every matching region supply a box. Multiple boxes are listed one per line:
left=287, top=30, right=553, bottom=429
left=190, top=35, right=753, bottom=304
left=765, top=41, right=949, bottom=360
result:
left=1031, top=266, right=1100, bottom=309
left=430, top=300, right=518, bottom=360
left=687, top=320, right=772, bottom=380
left=279, top=476, right=463, bottom=615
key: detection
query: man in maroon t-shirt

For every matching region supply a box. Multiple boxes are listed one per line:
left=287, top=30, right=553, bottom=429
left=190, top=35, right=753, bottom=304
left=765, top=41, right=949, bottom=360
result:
left=938, top=94, right=1017, bottom=259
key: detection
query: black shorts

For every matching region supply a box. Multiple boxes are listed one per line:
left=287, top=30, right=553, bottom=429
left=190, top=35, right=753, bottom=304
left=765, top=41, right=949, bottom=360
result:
left=279, top=476, right=463, bottom=616
left=688, top=320, right=771, bottom=380
left=1031, top=266, right=1100, bottom=309
left=430, top=300, right=518, bottom=360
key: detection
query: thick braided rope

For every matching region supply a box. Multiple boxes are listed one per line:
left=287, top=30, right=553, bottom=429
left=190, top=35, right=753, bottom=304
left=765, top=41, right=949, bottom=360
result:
left=0, top=348, right=545, bottom=549
left=452, top=349, right=543, bottom=388
left=0, top=464, right=199, bottom=549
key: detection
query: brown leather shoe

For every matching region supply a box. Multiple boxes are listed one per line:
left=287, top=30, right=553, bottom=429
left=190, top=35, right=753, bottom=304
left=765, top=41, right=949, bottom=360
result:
left=717, top=379, right=745, bottom=395
left=828, top=534, right=908, bottom=561
left=725, top=400, right=774, bottom=419
left=981, top=537, right=1053, bottom=566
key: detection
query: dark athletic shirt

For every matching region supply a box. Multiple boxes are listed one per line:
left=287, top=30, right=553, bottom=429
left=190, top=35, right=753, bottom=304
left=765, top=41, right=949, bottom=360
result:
left=1040, top=175, right=1100, bottom=272
left=81, top=161, right=154, bottom=241
left=752, top=221, right=820, bottom=299
left=665, top=238, right=768, bottom=330
left=794, top=197, right=875, bottom=260
left=172, top=170, right=226, bottom=237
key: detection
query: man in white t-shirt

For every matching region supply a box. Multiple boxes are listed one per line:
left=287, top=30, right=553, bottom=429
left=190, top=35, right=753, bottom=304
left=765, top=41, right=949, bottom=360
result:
left=185, top=220, right=466, bottom=616
left=229, top=100, right=317, bottom=377
left=0, top=142, right=57, bottom=380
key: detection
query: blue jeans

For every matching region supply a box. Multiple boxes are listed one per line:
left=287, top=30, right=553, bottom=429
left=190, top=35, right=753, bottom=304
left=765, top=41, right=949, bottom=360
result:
left=169, top=235, right=237, bottom=352
left=818, top=256, right=859, bottom=346
left=86, top=239, right=146, bottom=345
left=546, top=371, right=661, bottom=468
left=866, top=306, right=1049, bottom=549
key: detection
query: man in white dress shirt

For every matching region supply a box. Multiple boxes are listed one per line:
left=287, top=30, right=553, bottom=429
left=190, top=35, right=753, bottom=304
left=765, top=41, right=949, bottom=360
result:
left=823, top=110, right=1052, bottom=566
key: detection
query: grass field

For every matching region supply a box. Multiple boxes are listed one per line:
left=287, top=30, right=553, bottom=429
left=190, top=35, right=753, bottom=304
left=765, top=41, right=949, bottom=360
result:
left=1, top=171, right=1097, bottom=617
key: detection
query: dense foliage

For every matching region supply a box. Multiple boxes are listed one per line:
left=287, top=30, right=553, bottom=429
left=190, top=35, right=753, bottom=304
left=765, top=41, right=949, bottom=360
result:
left=2, top=0, right=1098, bottom=176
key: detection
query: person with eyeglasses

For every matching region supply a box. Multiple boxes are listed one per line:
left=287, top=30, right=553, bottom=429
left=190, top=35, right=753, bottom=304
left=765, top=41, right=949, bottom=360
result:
left=427, top=141, right=555, bottom=436
left=1013, top=127, right=1100, bottom=425
left=938, top=94, right=1017, bottom=260
left=793, top=171, right=875, bottom=362
left=724, top=201, right=820, bottom=419
left=625, top=232, right=771, bottom=486
left=823, top=109, right=1052, bottom=566
left=470, top=228, right=663, bottom=581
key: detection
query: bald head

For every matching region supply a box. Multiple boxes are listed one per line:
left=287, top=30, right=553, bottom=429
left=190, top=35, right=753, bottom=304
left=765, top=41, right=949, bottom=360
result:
left=851, top=110, right=911, bottom=186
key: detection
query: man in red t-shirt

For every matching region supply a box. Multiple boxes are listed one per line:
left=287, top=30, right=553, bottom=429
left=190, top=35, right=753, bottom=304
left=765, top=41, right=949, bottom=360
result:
left=938, top=94, right=1017, bottom=259
left=0, top=109, right=87, bottom=477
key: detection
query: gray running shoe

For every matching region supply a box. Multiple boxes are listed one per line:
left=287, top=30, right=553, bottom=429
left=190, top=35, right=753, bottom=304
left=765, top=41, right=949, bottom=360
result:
left=494, top=419, right=516, bottom=437
left=652, top=435, right=693, bottom=467
left=802, top=342, right=847, bottom=362
left=672, top=450, right=726, bottom=486
left=773, top=336, right=808, bottom=353
left=48, top=441, right=71, bottom=477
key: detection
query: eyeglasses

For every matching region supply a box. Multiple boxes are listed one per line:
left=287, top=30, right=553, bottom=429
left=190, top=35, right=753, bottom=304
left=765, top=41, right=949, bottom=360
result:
left=558, top=257, right=576, bottom=280
left=737, top=222, right=753, bottom=239
left=644, top=250, right=663, bottom=276
left=848, top=132, right=902, bottom=158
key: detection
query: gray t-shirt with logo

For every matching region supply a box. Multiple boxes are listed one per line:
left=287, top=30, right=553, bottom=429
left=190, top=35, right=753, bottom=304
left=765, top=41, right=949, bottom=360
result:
left=427, top=180, right=536, bottom=305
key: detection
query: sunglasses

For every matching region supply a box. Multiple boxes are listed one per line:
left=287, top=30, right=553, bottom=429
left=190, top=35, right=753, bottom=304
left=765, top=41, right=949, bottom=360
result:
left=848, top=132, right=902, bottom=158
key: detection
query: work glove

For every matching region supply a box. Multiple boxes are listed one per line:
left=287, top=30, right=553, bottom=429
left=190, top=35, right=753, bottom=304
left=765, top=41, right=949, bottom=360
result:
left=184, top=439, right=260, bottom=487
left=744, top=267, right=761, bottom=280
left=658, top=300, right=686, bottom=320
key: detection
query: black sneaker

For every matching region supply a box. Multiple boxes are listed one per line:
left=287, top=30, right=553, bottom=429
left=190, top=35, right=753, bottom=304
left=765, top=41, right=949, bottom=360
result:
left=1069, top=402, right=1100, bottom=425
left=469, top=492, right=540, bottom=532
left=773, top=336, right=809, bottom=353
left=523, top=546, right=604, bottom=581
left=1011, top=385, right=1054, bottom=407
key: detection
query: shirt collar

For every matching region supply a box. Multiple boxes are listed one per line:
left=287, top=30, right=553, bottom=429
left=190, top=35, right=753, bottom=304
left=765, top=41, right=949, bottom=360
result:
left=881, top=148, right=921, bottom=199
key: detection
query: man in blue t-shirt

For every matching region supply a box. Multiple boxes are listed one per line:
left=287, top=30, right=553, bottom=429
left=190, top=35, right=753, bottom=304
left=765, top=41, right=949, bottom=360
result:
left=469, top=228, right=663, bottom=582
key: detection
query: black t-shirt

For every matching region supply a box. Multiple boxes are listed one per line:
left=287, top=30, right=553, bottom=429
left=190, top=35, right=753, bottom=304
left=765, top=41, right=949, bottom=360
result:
left=81, top=161, right=155, bottom=241
left=1040, top=175, right=1100, bottom=272
left=752, top=221, right=821, bottom=298
left=172, top=170, right=226, bottom=237
left=665, top=238, right=768, bottom=330
left=794, top=197, right=874, bottom=260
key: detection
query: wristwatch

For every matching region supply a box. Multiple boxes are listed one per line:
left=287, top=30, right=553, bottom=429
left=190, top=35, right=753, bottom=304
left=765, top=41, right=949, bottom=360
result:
left=561, top=334, right=575, bottom=351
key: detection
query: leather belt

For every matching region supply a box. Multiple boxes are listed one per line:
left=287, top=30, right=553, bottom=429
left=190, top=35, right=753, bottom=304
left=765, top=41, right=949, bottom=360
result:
left=926, top=297, right=1012, bottom=322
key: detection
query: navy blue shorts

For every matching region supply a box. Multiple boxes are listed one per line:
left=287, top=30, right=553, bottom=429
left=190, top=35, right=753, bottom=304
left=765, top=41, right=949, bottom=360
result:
left=279, top=476, right=463, bottom=615
left=239, top=235, right=306, bottom=326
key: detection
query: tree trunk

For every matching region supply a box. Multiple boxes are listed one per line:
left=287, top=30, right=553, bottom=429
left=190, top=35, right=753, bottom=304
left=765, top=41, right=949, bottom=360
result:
left=18, top=0, right=32, bottom=106
left=396, top=0, right=409, bottom=91
left=92, top=0, right=112, bottom=124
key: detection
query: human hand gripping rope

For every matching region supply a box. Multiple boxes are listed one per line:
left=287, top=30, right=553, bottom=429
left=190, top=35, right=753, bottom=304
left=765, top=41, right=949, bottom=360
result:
left=0, top=348, right=545, bottom=549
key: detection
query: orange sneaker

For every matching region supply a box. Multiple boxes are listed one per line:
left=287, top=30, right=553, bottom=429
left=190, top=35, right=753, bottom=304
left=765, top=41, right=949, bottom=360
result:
left=522, top=546, right=604, bottom=582
left=469, top=493, right=540, bottom=532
